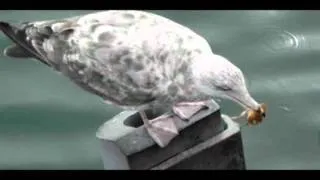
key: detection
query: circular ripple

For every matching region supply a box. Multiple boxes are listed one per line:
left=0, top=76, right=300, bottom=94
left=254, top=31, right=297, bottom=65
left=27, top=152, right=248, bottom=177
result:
left=258, top=27, right=305, bottom=53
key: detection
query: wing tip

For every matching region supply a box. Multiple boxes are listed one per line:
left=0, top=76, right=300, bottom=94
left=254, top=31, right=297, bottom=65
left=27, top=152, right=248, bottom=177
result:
left=0, top=21, right=10, bottom=30
left=3, top=44, right=33, bottom=58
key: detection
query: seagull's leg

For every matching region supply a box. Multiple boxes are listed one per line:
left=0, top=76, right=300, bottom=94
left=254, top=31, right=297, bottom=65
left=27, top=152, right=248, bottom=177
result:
left=172, top=100, right=210, bottom=121
left=139, top=111, right=179, bottom=148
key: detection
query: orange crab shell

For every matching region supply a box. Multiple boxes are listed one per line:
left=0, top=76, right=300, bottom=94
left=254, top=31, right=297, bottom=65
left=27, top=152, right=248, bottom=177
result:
left=247, top=103, right=267, bottom=125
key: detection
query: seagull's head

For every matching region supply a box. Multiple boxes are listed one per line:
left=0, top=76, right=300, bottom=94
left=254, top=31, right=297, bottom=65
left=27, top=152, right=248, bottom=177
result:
left=193, top=54, right=264, bottom=113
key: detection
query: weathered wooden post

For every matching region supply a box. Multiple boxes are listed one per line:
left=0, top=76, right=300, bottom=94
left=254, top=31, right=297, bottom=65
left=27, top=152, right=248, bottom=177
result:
left=96, top=100, right=246, bottom=170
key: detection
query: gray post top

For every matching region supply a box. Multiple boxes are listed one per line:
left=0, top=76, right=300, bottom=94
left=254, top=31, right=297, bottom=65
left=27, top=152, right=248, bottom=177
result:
left=96, top=100, right=221, bottom=155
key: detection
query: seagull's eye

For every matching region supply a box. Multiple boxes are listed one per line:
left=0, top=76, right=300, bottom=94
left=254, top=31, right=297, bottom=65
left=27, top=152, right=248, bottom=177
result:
left=216, top=85, right=232, bottom=91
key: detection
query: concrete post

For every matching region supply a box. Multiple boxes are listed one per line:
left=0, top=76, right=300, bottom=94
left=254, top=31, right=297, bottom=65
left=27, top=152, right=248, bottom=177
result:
left=96, top=100, right=246, bottom=170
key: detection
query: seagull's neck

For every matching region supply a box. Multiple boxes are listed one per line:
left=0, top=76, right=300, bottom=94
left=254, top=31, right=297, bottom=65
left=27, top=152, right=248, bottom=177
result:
left=191, top=53, right=230, bottom=75
left=190, top=53, right=226, bottom=98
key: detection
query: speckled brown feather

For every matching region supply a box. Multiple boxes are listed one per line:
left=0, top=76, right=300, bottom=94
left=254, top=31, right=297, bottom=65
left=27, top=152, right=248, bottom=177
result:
left=0, top=11, right=212, bottom=112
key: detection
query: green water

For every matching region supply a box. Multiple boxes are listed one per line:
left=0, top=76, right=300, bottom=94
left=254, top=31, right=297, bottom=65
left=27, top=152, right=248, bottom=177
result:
left=1, top=10, right=320, bottom=170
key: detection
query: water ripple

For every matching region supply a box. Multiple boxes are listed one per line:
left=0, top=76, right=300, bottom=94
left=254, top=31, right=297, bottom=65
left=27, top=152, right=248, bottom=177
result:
left=258, top=27, right=305, bottom=53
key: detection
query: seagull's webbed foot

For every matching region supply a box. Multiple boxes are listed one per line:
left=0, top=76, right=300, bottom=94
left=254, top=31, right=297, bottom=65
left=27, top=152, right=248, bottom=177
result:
left=172, top=100, right=210, bottom=121
left=139, top=111, right=179, bottom=148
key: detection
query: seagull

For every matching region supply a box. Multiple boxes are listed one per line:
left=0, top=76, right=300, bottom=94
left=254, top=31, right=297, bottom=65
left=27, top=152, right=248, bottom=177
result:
left=0, top=10, right=265, bottom=148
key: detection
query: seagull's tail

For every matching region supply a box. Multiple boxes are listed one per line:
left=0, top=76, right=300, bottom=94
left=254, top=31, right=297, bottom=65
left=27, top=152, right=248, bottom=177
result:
left=0, top=21, right=50, bottom=66
left=0, top=22, right=34, bottom=58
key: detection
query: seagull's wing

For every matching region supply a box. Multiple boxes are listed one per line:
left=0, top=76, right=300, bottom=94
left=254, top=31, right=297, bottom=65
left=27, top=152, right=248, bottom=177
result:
left=0, top=16, right=80, bottom=68
left=69, top=12, right=163, bottom=106
left=0, top=12, right=161, bottom=107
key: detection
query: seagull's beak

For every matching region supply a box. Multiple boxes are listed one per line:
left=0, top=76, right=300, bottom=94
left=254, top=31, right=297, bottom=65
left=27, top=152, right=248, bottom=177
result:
left=224, top=91, right=260, bottom=111
left=259, top=104, right=266, bottom=118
